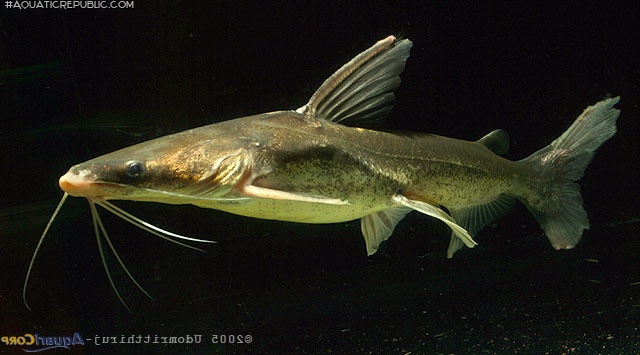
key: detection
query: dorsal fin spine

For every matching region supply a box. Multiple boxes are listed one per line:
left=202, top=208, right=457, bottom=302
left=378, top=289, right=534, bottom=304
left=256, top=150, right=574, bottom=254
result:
left=299, top=36, right=396, bottom=118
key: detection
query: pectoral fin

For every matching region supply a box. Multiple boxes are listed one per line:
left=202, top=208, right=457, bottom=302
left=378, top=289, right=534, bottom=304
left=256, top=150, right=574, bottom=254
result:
left=392, top=194, right=477, bottom=249
left=361, top=207, right=413, bottom=255
left=242, top=185, right=349, bottom=205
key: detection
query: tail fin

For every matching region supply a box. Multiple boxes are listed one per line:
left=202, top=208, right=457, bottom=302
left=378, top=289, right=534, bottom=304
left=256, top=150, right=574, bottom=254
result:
left=520, top=97, right=620, bottom=250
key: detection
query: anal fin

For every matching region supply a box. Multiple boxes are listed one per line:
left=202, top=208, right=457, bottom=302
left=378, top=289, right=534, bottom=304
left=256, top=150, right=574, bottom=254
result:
left=447, top=195, right=515, bottom=258
left=392, top=194, right=477, bottom=250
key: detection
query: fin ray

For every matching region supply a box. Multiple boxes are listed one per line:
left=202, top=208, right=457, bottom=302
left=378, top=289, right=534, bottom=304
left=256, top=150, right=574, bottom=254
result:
left=297, top=36, right=413, bottom=126
left=447, top=195, right=515, bottom=258
left=392, top=194, right=477, bottom=249
left=519, top=97, right=620, bottom=249
left=360, top=207, right=412, bottom=255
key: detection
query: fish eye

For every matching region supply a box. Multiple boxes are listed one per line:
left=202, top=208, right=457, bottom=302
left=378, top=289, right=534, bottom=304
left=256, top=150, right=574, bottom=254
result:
left=125, top=161, right=146, bottom=178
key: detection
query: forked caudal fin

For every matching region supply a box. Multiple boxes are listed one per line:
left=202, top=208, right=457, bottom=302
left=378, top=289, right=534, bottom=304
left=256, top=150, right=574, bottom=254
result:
left=519, top=97, right=620, bottom=250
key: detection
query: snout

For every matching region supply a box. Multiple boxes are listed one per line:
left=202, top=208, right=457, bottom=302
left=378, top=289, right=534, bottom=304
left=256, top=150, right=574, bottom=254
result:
left=59, top=171, right=96, bottom=197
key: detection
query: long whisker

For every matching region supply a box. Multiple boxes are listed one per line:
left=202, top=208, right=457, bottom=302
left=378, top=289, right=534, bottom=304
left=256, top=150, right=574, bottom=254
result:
left=89, top=201, right=132, bottom=313
left=25, top=194, right=212, bottom=311
left=91, top=201, right=155, bottom=303
left=94, top=199, right=213, bottom=251
left=23, top=193, right=69, bottom=311
left=99, top=199, right=217, bottom=243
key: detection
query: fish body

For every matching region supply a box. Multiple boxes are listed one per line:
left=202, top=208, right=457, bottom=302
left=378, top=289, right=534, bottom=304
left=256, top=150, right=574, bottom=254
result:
left=26, top=35, right=619, bottom=310
left=64, top=111, right=511, bottom=219
left=57, top=35, right=620, bottom=256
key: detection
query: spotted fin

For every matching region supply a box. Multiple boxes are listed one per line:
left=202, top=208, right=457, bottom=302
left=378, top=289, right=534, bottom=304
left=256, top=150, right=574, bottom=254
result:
left=447, top=195, right=515, bottom=258
left=392, top=194, right=477, bottom=249
left=360, top=207, right=413, bottom=255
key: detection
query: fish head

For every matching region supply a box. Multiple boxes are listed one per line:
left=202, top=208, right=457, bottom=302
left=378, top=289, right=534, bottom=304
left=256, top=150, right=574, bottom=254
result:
left=58, top=126, right=255, bottom=203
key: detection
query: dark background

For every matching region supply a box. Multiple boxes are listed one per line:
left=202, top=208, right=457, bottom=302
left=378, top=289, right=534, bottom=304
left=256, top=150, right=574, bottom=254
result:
left=1, top=2, right=638, bottom=353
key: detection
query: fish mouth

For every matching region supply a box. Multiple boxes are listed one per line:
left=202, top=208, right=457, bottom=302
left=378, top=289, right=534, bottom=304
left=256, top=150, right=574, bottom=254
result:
left=58, top=172, right=132, bottom=198
left=58, top=172, right=119, bottom=197
left=59, top=171, right=97, bottom=196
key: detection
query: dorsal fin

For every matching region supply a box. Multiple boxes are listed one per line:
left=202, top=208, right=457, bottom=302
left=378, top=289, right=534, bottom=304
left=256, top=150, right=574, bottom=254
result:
left=296, top=35, right=413, bottom=126
left=477, top=129, right=509, bottom=155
